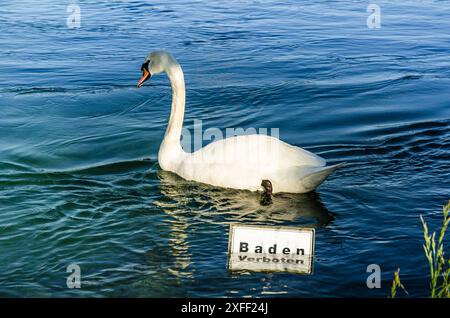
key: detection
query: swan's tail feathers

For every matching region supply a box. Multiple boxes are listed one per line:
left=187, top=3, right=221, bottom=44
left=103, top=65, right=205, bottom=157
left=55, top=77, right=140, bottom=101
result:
left=301, top=162, right=346, bottom=192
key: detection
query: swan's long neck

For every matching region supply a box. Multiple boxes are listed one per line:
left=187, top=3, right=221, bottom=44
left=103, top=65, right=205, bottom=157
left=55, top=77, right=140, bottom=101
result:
left=158, top=61, right=187, bottom=171
left=164, top=62, right=185, bottom=144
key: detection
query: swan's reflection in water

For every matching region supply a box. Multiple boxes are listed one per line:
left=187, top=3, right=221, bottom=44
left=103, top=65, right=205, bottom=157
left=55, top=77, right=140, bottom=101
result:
left=155, top=170, right=335, bottom=227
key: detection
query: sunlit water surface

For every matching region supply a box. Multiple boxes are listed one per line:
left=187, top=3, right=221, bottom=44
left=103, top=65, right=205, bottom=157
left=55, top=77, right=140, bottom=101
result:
left=0, top=0, right=449, bottom=297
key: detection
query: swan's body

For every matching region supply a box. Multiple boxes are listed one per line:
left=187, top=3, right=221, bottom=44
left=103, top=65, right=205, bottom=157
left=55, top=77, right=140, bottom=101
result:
left=138, top=51, right=343, bottom=193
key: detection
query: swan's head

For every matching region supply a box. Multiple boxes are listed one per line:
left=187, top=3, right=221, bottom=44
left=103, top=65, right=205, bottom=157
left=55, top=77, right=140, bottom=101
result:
left=137, top=51, right=176, bottom=88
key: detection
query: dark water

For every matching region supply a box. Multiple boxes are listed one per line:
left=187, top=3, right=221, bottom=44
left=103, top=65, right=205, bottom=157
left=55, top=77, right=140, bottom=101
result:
left=1, top=0, right=449, bottom=297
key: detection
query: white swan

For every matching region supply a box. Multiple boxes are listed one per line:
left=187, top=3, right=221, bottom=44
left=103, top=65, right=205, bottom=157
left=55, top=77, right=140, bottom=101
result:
left=137, top=51, right=343, bottom=193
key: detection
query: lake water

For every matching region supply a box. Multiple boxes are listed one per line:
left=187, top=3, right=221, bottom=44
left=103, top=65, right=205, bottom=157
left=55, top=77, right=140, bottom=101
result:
left=0, top=0, right=449, bottom=297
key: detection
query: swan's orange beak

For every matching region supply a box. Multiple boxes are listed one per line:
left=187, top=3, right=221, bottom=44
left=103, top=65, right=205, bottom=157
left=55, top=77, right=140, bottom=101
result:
left=137, top=68, right=151, bottom=88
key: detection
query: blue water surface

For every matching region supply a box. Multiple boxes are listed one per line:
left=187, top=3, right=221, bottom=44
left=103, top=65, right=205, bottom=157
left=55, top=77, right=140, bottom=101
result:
left=0, top=0, right=449, bottom=297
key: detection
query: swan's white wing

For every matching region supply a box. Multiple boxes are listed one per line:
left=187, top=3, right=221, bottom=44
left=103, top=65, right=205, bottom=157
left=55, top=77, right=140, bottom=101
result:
left=187, top=134, right=326, bottom=170
left=173, top=135, right=337, bottom=193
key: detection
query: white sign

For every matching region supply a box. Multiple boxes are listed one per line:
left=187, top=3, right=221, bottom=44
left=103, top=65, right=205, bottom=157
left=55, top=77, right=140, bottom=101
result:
left=227, top=224, right=315, bottom=274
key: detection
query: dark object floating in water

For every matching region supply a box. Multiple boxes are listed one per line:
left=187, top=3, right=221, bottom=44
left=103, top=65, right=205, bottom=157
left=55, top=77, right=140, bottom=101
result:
left=260, top=179, right=273, bottom=206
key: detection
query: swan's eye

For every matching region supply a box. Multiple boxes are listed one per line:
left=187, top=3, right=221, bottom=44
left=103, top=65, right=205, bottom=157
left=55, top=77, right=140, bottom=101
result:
left=141, top=61, right=150, bottom=72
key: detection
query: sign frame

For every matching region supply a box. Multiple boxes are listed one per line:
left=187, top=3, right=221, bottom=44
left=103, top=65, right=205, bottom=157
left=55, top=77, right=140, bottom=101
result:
left=227, top=223, right=315, bottom=275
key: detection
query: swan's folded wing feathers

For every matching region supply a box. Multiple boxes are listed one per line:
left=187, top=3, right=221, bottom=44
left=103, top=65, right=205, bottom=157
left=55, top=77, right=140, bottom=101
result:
left=280, top=140, right=326, bottom=168
left=189, top=134, right=325, bottom=169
